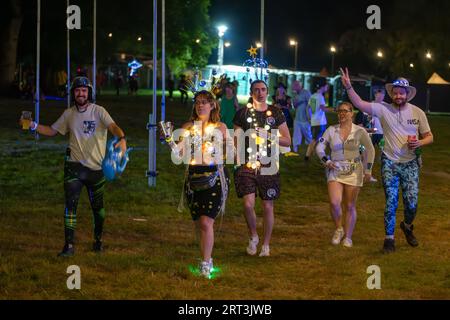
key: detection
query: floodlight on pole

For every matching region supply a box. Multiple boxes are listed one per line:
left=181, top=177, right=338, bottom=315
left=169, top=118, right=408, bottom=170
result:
left=330, top=45, right=336, bottom=75
left=426, top=51, right=432, bottom=59
left=377, top=50, right=384, bottom=58
left=289, top=39, right=298, bottom=70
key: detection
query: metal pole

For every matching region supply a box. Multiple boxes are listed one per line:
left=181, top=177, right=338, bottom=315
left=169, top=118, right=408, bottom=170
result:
left=67, top=0, right=71, bottom=108
left=92, top=0, right=97, bottom=102
left=148, top=0, right=158, bottom=187
left=331, top=54, right=335, bottom=76
left=260, top=0, right=264, bottom=78
left=218, top=37, right=224, bottom=69
left=35, top=0, right=41, bottom=140
left=161, top=0, right=166, bottom=121
left=294, top=44, right=298, bottom=70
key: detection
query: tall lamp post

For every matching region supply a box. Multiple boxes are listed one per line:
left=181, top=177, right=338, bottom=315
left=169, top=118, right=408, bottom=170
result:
left=330, top=45, right=336, bottom=76
left=217, top=25, right=228, bottom=70
left=289, top=39, right=298, bottom=70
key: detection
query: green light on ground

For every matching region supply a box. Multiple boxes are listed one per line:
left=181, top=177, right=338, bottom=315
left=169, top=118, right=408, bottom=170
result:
left=188, top=264, right=222, bottom=279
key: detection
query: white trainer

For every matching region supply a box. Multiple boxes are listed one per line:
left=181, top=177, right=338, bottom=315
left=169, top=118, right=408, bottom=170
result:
left=342, top=238, right=353, bottom=248
left=369, top=177, right=378, bottom=183
left=199, top=258, right=213, bottom=278
left=246, top=236, right=259, bottom=255
left=331, top=228, right=345, bottom=245
left=259, top=245, right=270, bottom=257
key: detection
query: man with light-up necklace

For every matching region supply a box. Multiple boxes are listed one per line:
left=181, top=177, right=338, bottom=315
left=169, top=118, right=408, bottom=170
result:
left=233, top=80, right=291, bottom=257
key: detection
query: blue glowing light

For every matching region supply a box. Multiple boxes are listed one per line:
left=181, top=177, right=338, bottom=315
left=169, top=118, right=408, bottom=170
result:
left=128, top=59, right=143, bottom=77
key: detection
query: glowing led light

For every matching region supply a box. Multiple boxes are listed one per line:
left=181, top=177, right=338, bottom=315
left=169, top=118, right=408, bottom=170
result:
left=247, top=117, right=253, bottom=123
left=255, top=137, right=265, bottom=145
left=205, top=125, right=215, bottom=134
left=247, top=103, right=253, bottom=108
left=247, top=148, right=253, bottom=153
left=266, top=110, right=272, bottom=116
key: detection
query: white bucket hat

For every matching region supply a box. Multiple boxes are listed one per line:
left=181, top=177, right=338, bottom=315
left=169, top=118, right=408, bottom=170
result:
left=385, top=78, right=417, bottom=102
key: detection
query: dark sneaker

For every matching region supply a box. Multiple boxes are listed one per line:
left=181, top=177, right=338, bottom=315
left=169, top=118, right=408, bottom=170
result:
left=400, top=222, right=419, bottom=247
left=383, top=239, right=396, bottom=254
left=57, top=243, right=74, bottom=257
left=93, top=240, right=103, bottom=252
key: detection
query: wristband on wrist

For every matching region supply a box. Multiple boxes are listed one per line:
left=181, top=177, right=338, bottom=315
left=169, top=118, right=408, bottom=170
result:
left=30, top=121, right=38, bottom=131
left=117, top=136, right=126, bottom=141
left=345, top=86, right=353, bottom=91
left=321, top=156, right=329, bottom=164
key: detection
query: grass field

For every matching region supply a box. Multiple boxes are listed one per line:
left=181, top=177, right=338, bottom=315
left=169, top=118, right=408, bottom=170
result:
left=0, top=94, right=449, bottom=300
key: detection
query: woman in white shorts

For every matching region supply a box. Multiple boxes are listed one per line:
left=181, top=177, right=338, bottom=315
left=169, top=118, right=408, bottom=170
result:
left=316, top=102, right=375, bottom=247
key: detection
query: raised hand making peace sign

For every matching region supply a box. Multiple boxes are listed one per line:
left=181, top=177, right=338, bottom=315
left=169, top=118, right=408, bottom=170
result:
left=340, top=67, right=352, bottom=89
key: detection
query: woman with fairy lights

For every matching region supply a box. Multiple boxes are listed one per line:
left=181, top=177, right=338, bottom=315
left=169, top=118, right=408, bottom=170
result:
left=165, top=90, right=231, bottom=278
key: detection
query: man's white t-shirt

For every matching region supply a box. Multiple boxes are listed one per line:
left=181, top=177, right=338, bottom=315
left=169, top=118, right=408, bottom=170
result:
left=52, top=103, right=115, bottom=170
left=371, top=102, right=431, bottom=162
left=309, top=93, right=327, bottom=126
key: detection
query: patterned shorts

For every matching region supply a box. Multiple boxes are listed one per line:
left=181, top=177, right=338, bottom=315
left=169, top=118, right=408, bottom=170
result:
left=234, top=166, right=280, bottom=200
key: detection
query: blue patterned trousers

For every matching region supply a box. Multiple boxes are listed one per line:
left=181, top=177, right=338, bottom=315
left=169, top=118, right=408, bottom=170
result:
left=381, top=154, right=419, bottom=236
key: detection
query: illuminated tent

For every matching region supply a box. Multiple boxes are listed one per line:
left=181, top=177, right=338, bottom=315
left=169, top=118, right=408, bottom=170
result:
left=426, top=72, right=450, bottom=112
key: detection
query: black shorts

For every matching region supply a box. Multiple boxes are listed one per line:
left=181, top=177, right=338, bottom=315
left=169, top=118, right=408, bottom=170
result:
left=311, top=125, right=326, bottom=140
left=185, top=165, right=230, bottom=221
left=234, top=166, right=280, bottom=200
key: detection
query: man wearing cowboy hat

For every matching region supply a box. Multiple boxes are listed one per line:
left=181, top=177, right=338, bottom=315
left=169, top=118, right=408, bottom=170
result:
left=340, top=68, right=434, bottom=253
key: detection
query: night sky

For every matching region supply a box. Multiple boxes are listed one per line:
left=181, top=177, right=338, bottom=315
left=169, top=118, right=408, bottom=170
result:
left=12, top=0, right=448, bottom=79
left=209, top=0, right=390, bottom=71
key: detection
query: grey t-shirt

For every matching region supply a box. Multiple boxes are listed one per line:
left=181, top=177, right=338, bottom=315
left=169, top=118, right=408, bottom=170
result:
left=52, top=103, right=115, bottom=170
left=371, top=102, right=431, bottom=162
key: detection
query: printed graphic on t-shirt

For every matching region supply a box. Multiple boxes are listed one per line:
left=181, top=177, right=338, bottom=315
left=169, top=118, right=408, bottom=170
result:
left=266, top=117, right=276, bottom=126
left=407, top=119, right=419, bottom=125
left=310, top=97, right=319, bottom=112
left=83, top=121, right=96, bottom=135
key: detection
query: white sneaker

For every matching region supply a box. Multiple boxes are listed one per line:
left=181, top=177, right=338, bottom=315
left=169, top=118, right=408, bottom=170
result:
left=199, top=258, right=213, bottom=278
left=370, top=177, right=378, bottom=183
left=259, top=245, right=270, bottom=257
left=342, top=238, right=353, bottom=248
left=246, top=236, right=259, bottom=255
left=331, top=228, right=345, bottom=245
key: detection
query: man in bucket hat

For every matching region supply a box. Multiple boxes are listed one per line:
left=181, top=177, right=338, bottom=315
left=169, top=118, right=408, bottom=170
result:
left=340, top=68, right=434, bottom=253
left=19, top=76, right=127, bottom=257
